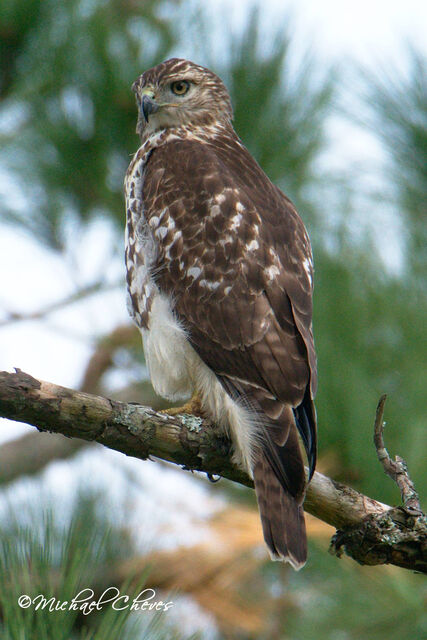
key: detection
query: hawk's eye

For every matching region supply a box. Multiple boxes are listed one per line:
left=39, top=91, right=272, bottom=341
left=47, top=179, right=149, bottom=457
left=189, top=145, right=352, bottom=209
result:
left=170, top=80, right=190, bottom=96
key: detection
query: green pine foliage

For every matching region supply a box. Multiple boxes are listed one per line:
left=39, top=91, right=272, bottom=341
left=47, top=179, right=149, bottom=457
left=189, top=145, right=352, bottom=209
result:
left=285, top=542, right=427, bottom=640
left=310, top=49, right=427, bottom=502
left=0, top=492, right=190, bottom=640
left=0, top=0, right=175, bottom=248
left=363, top=48, right=427, bottom=280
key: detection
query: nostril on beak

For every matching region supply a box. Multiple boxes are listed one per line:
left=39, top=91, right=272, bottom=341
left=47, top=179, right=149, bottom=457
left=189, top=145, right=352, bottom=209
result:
left=141, top=95, right=159, bottom=123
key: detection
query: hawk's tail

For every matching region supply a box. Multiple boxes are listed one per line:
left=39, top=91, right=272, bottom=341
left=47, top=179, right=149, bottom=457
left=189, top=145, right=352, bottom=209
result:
left=217, top=376, right=314, bottom=569
left=252, top=404, right=309, bottom=570
left=253, top=449, right=307, bottom=569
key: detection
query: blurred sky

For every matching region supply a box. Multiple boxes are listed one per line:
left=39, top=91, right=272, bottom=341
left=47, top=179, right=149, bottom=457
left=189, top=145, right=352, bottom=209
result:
left=1, top=0, right=426, bottom=434
left=235, top=0, right=426, bottom=61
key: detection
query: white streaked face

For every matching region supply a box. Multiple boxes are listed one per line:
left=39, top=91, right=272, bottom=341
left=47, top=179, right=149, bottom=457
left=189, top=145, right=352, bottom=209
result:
left=132, top=59, right=233, bottom=138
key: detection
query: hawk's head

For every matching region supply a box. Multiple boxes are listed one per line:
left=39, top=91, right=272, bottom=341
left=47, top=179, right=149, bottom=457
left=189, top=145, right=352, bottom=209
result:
left=132, top=58, right=233, bottom=138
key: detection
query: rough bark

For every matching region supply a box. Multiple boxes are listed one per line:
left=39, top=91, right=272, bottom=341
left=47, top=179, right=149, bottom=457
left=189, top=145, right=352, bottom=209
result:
left=0, top=369, right=425, bottom=573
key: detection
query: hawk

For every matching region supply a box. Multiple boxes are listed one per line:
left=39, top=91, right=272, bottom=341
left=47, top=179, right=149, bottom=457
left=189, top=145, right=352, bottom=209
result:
left=125, top=58, right=317, bottom=569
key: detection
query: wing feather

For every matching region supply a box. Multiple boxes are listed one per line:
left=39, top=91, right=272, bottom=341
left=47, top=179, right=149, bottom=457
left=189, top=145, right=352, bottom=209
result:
left=142, top=135, right=317, bottom=463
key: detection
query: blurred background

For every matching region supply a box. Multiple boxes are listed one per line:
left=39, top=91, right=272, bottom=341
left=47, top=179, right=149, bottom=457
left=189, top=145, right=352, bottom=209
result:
left=0, top=0, right=426, bottom=638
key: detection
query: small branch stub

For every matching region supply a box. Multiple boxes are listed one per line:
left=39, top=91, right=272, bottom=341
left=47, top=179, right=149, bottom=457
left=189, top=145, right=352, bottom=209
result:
left=330, top=395, right=426, bottom=572
left=374, top=394, right=422, bottom=515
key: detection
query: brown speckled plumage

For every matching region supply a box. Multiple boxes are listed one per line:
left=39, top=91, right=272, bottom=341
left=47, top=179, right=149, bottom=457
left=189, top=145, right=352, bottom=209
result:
left=125, top=58, right=317, bottom=568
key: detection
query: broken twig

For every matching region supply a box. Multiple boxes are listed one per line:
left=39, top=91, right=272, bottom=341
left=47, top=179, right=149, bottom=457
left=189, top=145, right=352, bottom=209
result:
left=374, top=394, right=422, bottom=515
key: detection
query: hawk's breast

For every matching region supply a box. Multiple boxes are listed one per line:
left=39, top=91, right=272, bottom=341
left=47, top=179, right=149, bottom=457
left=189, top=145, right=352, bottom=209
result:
left=125, top=140, right=198, bottom=401
left=125, top=150, right=156, bottom=329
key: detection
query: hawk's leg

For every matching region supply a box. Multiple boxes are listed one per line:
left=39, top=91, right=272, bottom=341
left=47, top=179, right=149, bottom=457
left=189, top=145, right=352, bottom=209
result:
left=160, top=393, right=204, bottom=417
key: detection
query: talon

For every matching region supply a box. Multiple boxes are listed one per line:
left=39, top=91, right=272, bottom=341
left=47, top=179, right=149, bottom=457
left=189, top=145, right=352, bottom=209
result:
left=160, top=394, right=204, bottom=417
left=207, top=473, right=221, bottom=483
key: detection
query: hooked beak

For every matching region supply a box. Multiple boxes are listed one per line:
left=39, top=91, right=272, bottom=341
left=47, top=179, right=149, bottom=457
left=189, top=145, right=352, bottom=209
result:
left=141, top=94, right=159, bottom=123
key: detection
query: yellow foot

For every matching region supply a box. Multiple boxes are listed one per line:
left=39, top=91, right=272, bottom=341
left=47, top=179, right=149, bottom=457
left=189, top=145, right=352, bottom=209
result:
left=161, top=395, right=204, bottom=417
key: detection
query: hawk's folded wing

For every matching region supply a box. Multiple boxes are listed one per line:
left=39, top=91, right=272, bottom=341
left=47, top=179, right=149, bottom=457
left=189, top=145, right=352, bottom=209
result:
left=142, top=137, right=317, bottom=476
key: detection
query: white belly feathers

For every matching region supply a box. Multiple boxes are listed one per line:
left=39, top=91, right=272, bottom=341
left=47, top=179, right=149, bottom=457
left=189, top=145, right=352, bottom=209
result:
left=141, top=293, right=194, bottom=401
left=142, top=294, right=256, bottom=474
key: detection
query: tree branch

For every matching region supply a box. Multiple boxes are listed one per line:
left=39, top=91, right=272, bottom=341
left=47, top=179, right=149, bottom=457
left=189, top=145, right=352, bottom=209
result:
left=0, top=325, right=173, bottom=485
left=0, top=369, right=425, bottom=573
left=0, top=279, right=119, bottom=328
